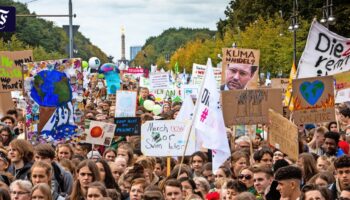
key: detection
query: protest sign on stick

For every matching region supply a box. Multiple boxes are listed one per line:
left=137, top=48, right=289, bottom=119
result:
left=222, top=88, right=282, bottom=125
left=141, top=120, right=194, bottom=157
left=292, top=76, right=335, bottom=124
left=268, top=109, right=298, bottom=161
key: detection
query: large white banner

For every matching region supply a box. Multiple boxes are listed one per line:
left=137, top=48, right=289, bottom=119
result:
left=141, top=120, right=194, bottom=157
left=298, top=21, right=350, bottom=78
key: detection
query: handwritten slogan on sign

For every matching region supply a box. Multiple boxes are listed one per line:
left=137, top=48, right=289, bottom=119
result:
left=115, top=91, right=137, bottom=117
left=222, top=88, right=282, bottom=125
left=115, top=117, right=141, bottom=136
left=141, top=120, right=194, bottom=157
left=292, top=76, right=335, bottom=124
left=298, top=21, right=350, bottom=78
left=149, top=72, right=169, bottom=90
left=0, top=50, right=33, bottom=92
left=268, top=109, right=298, bottom=161
left=221, top=48, right=260, bottom=90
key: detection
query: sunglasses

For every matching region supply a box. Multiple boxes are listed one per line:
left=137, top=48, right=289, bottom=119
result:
left=238, top=174, right=252, bottom=180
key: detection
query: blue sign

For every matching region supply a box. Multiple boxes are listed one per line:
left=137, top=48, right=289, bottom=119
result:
left=0, top=6, right=16, bottom=32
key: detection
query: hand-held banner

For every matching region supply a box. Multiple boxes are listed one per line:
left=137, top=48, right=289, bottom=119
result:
left=297, top=21, right=350, bottom=78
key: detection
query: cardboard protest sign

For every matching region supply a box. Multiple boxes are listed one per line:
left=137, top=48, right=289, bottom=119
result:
left=115, top=117, right=141, bottom=136
left=268, top=109, right=298, bottom=161
left=23, top=58, right=84, bottom=144
left=85, top=120, right=115, bottom=146
left=149, top=72, right=169, bottom=90
left=191, top=63, right=221, bottom=87
left=0, top=92, right=14, bottom=117
left=141, top=120, right=194, bottom=157
left=115, top=91, right=137, bottom=117
left=221, top=48, right=260, bottom=90
left=298, top=21, right=350, bottom=78
left=271, top=78, right=289, bottom=103
left=292, top=76, right=335, bottom=124
left=0, top=50, right=33, bottom=92
left=222, top=88, right=282, bottom=125
left=334, top=71, right=350, bottom=103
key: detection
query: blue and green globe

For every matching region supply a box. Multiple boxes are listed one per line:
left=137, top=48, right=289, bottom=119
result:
left=31, top=70, right=72, bottom=107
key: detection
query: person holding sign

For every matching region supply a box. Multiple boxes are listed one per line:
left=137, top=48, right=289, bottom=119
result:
left=221, top=63, right=258, bottom=90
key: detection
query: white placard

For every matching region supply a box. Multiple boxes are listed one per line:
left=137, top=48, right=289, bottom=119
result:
left=191, top=63, right=221, bottom=87
left=150, top=73, right=169, bottom=90
left=181, top=85, right=199, bottom=100
left=141, top=120, right=195, bottom=156
left=115, top=91, right=137, bottom=117
left=85, top=120, right=116, bottom=146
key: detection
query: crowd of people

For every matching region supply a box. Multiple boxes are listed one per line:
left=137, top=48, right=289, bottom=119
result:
left=0, top=75, right=350, bottom=200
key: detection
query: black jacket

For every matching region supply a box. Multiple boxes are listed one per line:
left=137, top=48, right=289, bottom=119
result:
left=8, top=161, right=33, bottom=180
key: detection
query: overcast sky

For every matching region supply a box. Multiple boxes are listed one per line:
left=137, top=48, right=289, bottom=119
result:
left=21, top=0, right=229, bottom=62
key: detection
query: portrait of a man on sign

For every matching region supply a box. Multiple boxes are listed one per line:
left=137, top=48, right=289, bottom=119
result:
left=221, top=48, right=260, bottom=90
left=221, top=63, right=258, bottom=90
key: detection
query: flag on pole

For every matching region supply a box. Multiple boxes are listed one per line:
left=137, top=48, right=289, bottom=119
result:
left=193, top=60, right=230, bottom=173
left=176, top=95, right=194, bottom=121
left=174, top=61, right=179, bottom=74
left=284, top=61, right=297, bottom=110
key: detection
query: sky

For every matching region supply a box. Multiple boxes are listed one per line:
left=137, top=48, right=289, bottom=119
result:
left=20, top=0, right=230, bottom=62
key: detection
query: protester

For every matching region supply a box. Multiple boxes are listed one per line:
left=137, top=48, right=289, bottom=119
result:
left=7, top=139, right=34, bottom=180
left=323, top=131, right=345, bottom=157
left=86, top=182, right=108, bottom=200
left=30, top=183, right=53, bottom=200
left=275, top=166, right=302, bottom=200
left=9, top=180, right=32, bottom=200
left=34, top=144, right=73, bottom=196
left=163, top=179, right=183, bottom=200
left=300, top=184, right=332, bottom=200
left=30, top=161, right=65, bottom=200
left=330, top=155, right=350, bottom=198
left=66, top=160, right=100, bottom=200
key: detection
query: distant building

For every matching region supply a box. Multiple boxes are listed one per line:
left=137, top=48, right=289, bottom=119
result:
left=130, top=46, right=142, bottom=61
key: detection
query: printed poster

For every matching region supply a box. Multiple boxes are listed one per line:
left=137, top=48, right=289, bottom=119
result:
left=334, top=71, right=350, bottom=103
left=221, top=48, right=260, bottom=90
left=85, top=120, right=116, bottom=146
left=149, top=72, right=169, bottom=90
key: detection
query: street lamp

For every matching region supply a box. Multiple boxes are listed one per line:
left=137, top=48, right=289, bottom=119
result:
left=289, top=0, right=299, bottom=67
left=320, top=0, right=336, bottom=27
